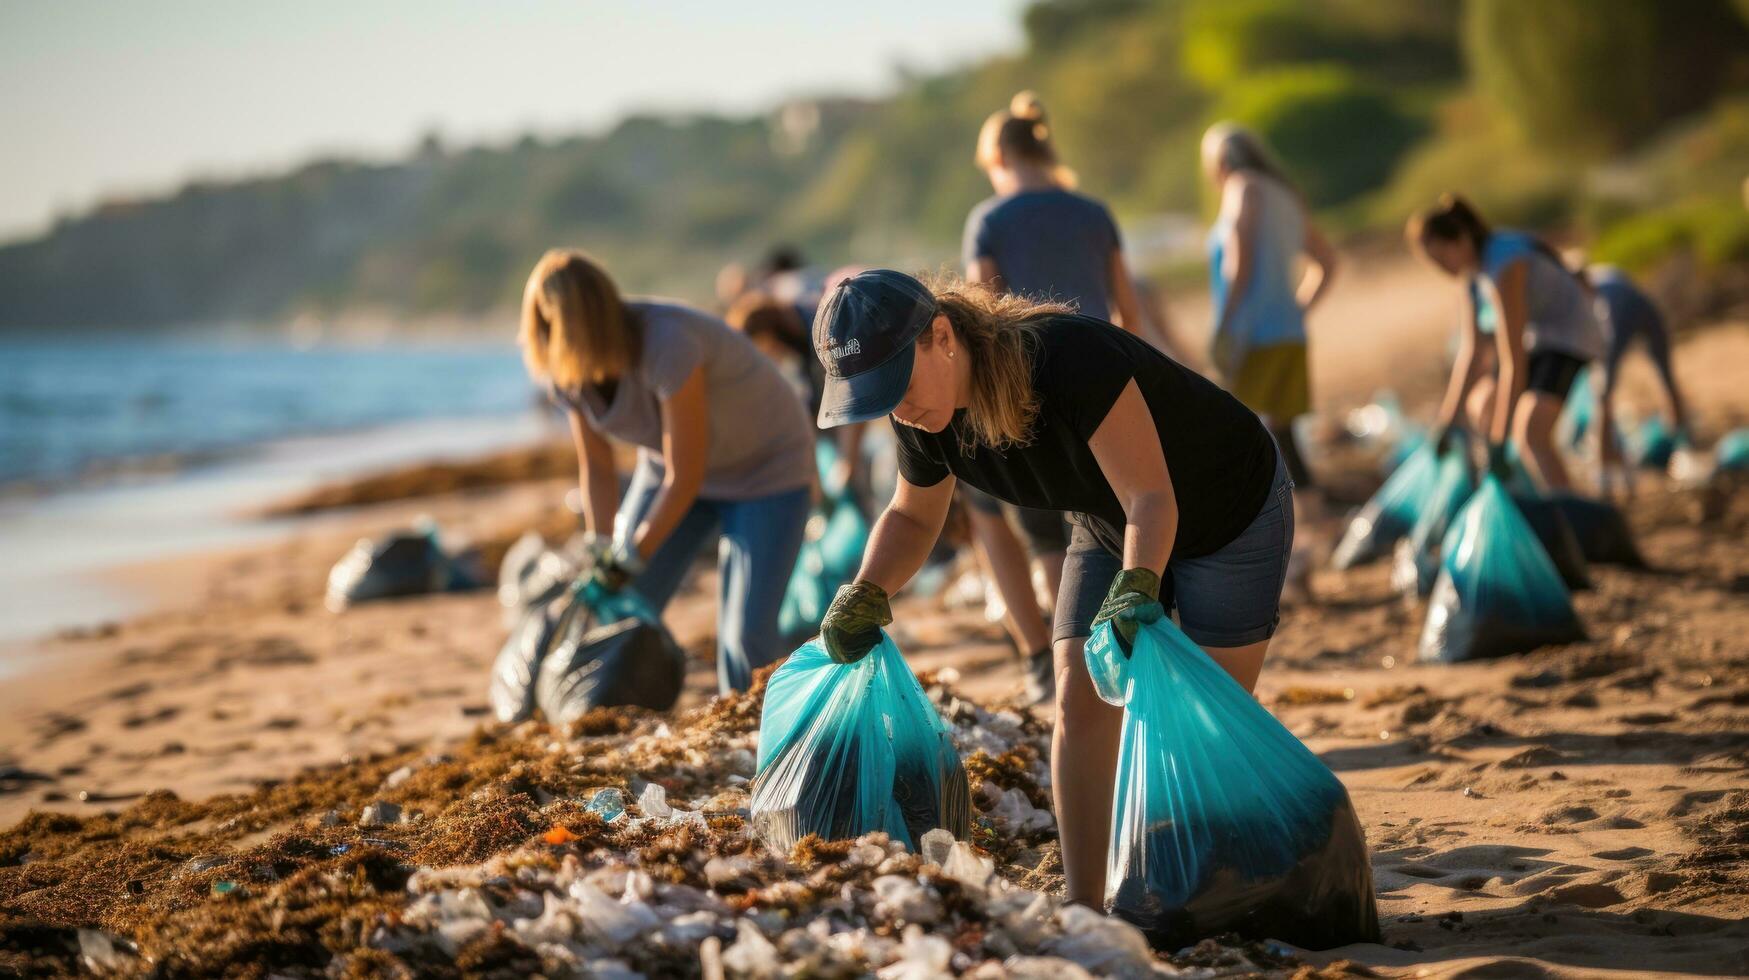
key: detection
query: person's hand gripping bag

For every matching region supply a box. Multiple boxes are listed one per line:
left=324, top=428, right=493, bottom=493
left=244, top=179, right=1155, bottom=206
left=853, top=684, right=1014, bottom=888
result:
left=1390, top=443, right=1475, bottom=599
left=1330, top=442, right=1440, bottom=570
left=750, top=632, right=970, bottom=856
left=1418, top=474, right=1586, bottom=664
left=534, top=579, right=686, bottom=724
left=1086, top=607, right=1380, bottom=952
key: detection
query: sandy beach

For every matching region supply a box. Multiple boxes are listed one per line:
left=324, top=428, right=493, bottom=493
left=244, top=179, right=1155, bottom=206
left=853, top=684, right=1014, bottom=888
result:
left=3, top=259, right=1748, bottom=977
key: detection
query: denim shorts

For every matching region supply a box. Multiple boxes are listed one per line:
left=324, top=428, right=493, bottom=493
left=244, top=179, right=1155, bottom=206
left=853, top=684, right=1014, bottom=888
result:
left=1052, top=448, right=1294, bottom=648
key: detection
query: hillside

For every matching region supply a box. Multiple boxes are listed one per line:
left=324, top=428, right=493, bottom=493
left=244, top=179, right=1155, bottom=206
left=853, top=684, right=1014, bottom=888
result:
left=2, top=0, right=1745, bottom=331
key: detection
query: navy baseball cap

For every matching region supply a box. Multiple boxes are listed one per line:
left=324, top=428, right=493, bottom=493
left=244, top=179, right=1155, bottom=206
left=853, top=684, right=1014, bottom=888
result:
left=812, top=269, right=938, bottom=427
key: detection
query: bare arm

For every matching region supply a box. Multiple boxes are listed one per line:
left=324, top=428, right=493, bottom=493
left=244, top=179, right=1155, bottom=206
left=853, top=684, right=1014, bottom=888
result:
left=1490, top=261, right=1531, bottom=445
left=852, top=472, right=956, bottom=594
left=1298, top=222, right=1339, bottom=313
left=1107, top=250, right=1148, bottom=337
left=1434, top=284, right=1484, bottom=435
left=1087, top=380, right=1178, bottom=576
left=568, top=408, right=620, bottom=537
left=627, top=366, right=709, bottom=562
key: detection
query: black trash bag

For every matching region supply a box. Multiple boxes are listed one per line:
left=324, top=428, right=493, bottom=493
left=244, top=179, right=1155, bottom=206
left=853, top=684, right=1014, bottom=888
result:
left=1511, top=494, right=1591, bottom=591
left=1550, top=495, right=1646, bottom=568
left=1088, top=608, right=1379, bottom=951
left=495, top=531, right=579, bottom=626
left=326, top=526, right=479, bottom=611
left=535, top=582, right=684, bottom=723
left=490, top=603, right=563, bottom=724
left=751, top=633, right=970, bottom=854
left=1419, top=476, right=1585, bottom=663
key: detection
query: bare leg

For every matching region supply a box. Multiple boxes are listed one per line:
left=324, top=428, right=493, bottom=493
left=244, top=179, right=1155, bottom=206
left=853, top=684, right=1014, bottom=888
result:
left=1465, top=375, right=1496, bottom=436
left=1052, top=635, right=1124, bottom=908
left=1036, top=549, right=1065, bottom=613
left=1052, top=632, right=1273, bottom=908
left=970, top=507, right=1050, bottom=654
left=1514, top=392, right=1571, bottom=491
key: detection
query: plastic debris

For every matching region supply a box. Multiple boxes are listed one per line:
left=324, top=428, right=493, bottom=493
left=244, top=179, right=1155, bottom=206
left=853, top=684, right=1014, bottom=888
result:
left=1086, top=608, right=1380, bottom=951
left=325, top=522, right=480, bottom=612
left=358, top=801, right=403, bottom=826
left=1419, top=475, right=1586, bottom=663
left=535, top=580, right=686, bottom=722
left=1332, top=440, right=1441, bottom=569
left=722, top=918, right=782, bottom=978
left=78, top=929, right=134, bottom=972
left=585, top=787, right=627, bottom=823
left=750, top=632, right=970, bottom=854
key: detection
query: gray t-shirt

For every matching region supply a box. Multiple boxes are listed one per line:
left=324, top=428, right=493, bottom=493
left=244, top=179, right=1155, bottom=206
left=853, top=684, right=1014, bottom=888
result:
left=553, top=300, right=814, bottom=499
left=1477, top=231, right=1603, bottom=361
left=962, top=188, right=1121, bottom=321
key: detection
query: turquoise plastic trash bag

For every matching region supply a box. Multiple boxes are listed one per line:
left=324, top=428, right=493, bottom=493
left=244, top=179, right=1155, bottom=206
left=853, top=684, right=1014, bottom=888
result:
left=777, top=497, right=870, bottom=641
left=1716, top=428, right=1749, bottom=472
left=1629, top=416, right=1678, bottom=469
left=1391, top=445, right=1475, bottom=599
left=750, top=632, right=970, bottom=855
left=1419, top=476, right=1585, bottom=663
left=534, top=580, right=686, bottom=723
left=1087, top=610, right=1379, bottom=951
left=1558, top=366, right=1594, bottom=450
left=1331, top=442, right=1440, bottom=570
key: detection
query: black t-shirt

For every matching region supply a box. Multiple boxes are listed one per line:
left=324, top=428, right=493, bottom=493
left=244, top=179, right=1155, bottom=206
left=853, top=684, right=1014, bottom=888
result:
left=892, top=315, right=1275, bottom=560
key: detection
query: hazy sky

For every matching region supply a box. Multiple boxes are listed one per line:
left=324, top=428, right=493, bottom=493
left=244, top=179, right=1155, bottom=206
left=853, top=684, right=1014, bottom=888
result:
left=0, top=1, right=1026, bottom=241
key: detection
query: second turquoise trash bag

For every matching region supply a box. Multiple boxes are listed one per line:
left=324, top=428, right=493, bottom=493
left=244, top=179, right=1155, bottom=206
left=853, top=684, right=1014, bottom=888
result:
left=1419, top=476, right=1586, bottom=663
left=1087, top=610, right=1380, bottom=951
left=750, top=632, right=970, bottom=855
left=1716, top=428, right=1749, bottom=472
left=1331, top=443, right=1440, bottom=569
left=1391, top=445, right=1475, bottom=599
left=1629, top=416, right=1678, bottom=469
left=777, top=497, right=871, bottom=642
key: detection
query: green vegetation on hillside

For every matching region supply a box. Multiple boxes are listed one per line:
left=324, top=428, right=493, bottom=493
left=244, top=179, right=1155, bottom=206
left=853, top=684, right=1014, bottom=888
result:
left=1, top=0, right=1745, bottom=329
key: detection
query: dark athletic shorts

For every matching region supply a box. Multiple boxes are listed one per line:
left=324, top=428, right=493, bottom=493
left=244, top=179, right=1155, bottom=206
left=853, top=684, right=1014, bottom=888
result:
left=1052, top=447, right=1294, bottom=649
left=1525, top=350, right=1587, bottom=401
left=961, top=485, right=1070, bottom=555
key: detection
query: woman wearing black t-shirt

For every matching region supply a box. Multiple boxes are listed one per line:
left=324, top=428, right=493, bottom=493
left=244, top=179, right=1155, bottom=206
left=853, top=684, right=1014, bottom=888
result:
left=809, top=269, right=1292, bottom=909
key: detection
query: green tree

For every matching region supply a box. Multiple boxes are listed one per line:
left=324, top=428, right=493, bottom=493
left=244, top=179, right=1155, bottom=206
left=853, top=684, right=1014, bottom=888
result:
left=1465, top=0, right=1749, bottom=156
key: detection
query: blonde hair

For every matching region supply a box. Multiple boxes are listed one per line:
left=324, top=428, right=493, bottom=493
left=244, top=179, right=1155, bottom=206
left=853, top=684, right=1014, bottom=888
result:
left=921, top=274, right=1074, bottom=453
left=975, top=91, right=1076, bottom=189
left=519, top=249, right=641, bottom=389
left=1201, top=121, right=1296, bottom=194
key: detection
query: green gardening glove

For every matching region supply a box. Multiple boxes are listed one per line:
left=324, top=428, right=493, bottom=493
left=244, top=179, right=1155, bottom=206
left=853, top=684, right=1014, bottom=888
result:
left=1090, top=567, right=1164, bottom=656
left=820, top=581, right=892, bottom=664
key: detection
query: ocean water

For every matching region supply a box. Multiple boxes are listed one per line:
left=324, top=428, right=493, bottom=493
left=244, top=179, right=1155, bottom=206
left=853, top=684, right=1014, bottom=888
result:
left=0, top=335, right=564, bottom=650
left=0, top=335, right=540, bottom=486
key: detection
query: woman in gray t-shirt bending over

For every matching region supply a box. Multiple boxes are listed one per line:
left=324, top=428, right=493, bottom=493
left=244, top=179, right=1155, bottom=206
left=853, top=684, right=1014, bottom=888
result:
left=521, top=250, right=815, bottom=692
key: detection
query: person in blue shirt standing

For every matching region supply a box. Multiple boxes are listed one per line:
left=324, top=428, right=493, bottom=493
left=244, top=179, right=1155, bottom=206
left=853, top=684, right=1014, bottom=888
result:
left=960, top=91, right=1163, bottom=703
left=1409, top=195, right=1604, bottom=491
left=1202, top=123, right=1339, bottom=498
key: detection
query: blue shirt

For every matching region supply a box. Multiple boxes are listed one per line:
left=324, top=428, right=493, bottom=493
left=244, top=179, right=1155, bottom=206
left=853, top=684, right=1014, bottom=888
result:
left=1207, top=175, right=1307, bottom=357
left=962, top=188, right=1121, bottom=321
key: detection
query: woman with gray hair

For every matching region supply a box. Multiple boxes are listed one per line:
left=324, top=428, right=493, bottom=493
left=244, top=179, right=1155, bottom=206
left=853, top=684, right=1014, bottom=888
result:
left=1201, top=122, right=1339, bottom=496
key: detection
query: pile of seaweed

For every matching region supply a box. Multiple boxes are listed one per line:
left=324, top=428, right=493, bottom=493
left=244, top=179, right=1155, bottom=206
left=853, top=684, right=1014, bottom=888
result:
left=0, top=670, right=1364, bottom=978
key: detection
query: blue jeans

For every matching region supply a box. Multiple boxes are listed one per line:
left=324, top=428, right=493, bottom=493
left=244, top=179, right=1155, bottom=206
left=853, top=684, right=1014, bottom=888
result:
left=617, top=462, right=810, bottom=694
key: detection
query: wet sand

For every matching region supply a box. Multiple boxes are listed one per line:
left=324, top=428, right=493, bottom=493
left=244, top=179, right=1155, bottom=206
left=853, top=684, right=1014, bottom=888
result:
left=2, top=262, right=1747, bottom=975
